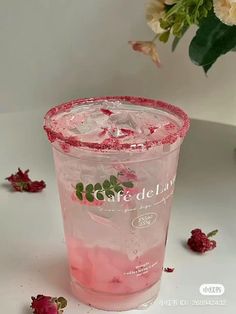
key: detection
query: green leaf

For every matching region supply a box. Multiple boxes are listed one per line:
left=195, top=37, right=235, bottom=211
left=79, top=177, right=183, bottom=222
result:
left=94, top=183, right=102, bottom=191
left=203, top=62, right=214, bottom=74
left=76, top=182, right=84, bottom=192
left=86, top=193, right=94, bottom=202
left=105, top=190, right=115, bottom=198
left=207, top=229, right=218, bottom=238
left=76, top=190, right=83, bottom=201
left=114, top=185, right=124, bottom=193
left=172, top=27, right=188, bottom=52
left=103, top=180, right=111, bottom=189
left=121, top=181, right=134, bottom=188
left=159, top=30, right=170, bottom=43
left=57, top=297, right=67, bottom=309
left=189, top=11, right=236, bottom=68
left=172, top=36, right=181, bottom=52
left=110, top=175, right=117, bottom=185
left=85, top=184, right=93, bottom=193
left=231, top=46, right=236, bottom=52
left=96, top=192, right=104, bottom=200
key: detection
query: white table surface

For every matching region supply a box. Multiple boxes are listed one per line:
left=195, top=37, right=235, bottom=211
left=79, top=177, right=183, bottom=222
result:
left=1, top=109, right=235, bottom=314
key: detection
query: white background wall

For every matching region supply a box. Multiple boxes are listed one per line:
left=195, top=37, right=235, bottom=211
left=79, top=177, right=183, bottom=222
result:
left=0, top=0, right=236, bottom=125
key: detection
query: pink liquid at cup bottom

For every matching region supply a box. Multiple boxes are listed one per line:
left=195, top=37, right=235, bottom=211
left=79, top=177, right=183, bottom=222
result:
left=67, top=237, right=165, bottom=311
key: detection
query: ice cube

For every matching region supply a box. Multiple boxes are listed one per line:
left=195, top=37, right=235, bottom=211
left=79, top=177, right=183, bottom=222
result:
left=109, top=112, right=138, bottom=131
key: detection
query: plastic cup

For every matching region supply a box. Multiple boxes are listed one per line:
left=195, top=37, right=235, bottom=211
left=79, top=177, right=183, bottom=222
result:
left=44, top=96, right=189, bottom=311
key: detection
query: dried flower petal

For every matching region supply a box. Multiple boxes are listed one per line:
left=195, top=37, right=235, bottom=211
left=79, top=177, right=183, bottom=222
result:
left=100, top=108, right=113, bottom=116
left=164, top=122, right=176, bottom=130
left=187, top=228, right=217, bottom=253
left=116, top=165, right=138, bottom=181
left=98, top=128, right=108, bottom=137
left=120, top=128, right=135, bottom=136
left=27, top=181, right=46, bottom=192
left=6, top=168, right=46, bottom=193
left=164, top=267, right=175, bottom=273
left=129, top=41, right=161, bottom=66
left=149, top=126, right=159, bottom=134
left=31, top=295, right=67, bottom=314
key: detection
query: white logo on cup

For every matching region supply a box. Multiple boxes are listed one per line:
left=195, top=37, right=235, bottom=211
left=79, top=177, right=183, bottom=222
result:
left=132, top=212, right=158, bottom=229
left=199, top=284, right=225, bottom=296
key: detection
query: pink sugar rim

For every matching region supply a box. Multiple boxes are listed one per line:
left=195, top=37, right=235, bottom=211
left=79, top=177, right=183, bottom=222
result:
left=44, top=96, right=190, bottom=151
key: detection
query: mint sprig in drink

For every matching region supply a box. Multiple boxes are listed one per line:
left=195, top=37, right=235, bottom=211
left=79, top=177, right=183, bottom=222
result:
left=44, top=96, right=189, bottom=311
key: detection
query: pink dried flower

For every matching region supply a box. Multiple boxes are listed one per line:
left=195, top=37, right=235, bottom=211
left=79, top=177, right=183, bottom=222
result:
left=31, top=295, right=67, bottom=314
left=164, top=267, right=175, bottom=273
left=187, top=228, right=218, bottom=253
left=6, top=168, right=46, bottom=192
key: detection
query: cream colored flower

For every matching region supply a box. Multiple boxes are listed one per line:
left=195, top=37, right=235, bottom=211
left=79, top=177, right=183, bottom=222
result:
left=213, top=0, right=236, bottom=25
left=165, top=0, right=177, bottom=4
left=146, top=0, right=177, bottom=34
left=129, top=41, right=161, bottom=66
left=146, top=0, right=165, bottom=34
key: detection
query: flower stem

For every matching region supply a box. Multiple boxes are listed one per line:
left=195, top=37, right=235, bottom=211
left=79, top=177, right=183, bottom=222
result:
left=152, top=33, right=159, bottom=42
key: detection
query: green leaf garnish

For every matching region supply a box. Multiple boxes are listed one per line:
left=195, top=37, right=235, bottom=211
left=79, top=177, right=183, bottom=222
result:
left=96, top=192, right=104, bottom=200
left=75, top=173, right=134, bottom=203
left=76, top=190, right=83, bottom=200
left=103, top=180, right=111, bottom=189
left=114, top=185, right=124, bottom=193
left=86, top=193, right=94, bottom=202
left=105, top=190, right=115, bottom=198
left=110, top=175, right=117, bottom=185
left=121, top=181, right=134, bottom=188
left=76, top=182, right=84, bottom=192
left=86, top=184, right=94, bottom=193
left=94, top=183, right=102, bottom=191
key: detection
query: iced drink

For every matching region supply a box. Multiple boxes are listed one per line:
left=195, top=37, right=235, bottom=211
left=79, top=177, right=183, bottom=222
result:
left=44, top=96, right=189, bottom=311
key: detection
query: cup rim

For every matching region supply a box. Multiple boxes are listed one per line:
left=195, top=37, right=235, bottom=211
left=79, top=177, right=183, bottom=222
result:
left=44, top=96, right=190, bottom=152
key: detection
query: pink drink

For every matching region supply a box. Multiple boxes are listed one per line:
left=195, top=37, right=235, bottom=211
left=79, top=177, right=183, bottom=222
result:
left=44, top=96, right=189, bottom=311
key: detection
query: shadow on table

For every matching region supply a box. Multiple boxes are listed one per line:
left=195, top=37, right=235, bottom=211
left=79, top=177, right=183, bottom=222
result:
left=21, top=305, right=32, bottom=314
left=0, top=182, right=15, bottom=192
left=38, top=255, right=71, bottom=294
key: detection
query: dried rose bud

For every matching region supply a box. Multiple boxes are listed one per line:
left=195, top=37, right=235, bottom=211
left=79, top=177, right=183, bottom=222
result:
left=27, top=180, right=46, bottom=192
left=187, top=228, right=218, bottom=253
left=31, top=295, right=67, bottom=314
left=164, top=267, right=175, bottom=273
left=6, top=168, right=46, bottom=192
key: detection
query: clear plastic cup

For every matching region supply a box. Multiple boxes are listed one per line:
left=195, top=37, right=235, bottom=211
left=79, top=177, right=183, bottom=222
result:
left=44, top=96, right=189, bottom=311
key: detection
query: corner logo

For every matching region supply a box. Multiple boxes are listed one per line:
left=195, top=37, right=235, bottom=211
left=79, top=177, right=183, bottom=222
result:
left=199, top=284, right=225, bottom=296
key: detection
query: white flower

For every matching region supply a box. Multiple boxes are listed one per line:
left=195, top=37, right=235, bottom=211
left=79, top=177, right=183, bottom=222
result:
left=165, top=0, right=177, bottom=4
left=146, top=0, right=165, bottom=34
left=146, top=0, right=176, bottom=34
left=213, top=0, right=236, bottom=25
